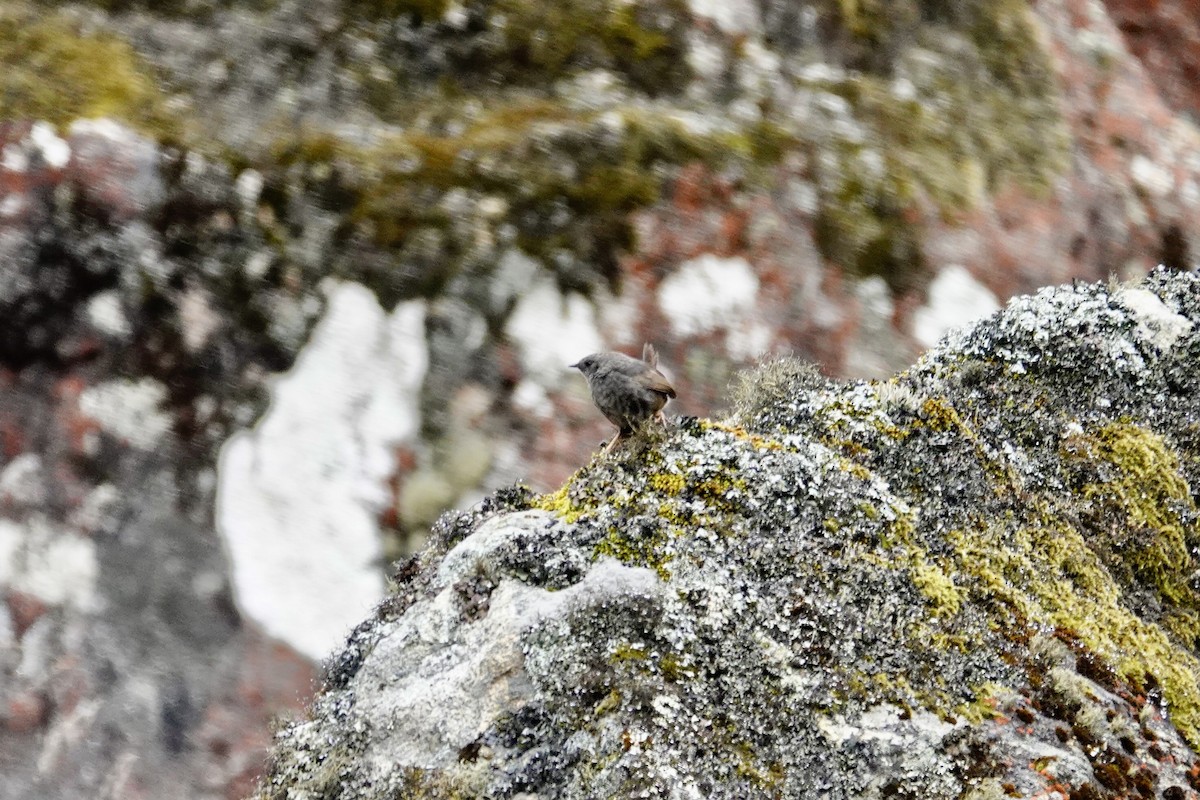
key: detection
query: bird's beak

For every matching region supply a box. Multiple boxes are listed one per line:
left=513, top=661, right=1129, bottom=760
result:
left=568, top=362, right=579, bottom=370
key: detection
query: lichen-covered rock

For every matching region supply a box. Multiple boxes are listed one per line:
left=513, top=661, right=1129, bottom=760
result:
left=7, top=0, right=1200, bottom=796
left=259, top=271, right=1200, bottom=799
left=0, top=119, right=325, bottom=799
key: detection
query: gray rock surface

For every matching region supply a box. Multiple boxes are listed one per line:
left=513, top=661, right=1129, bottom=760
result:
left=259, top=271, right=1200, bottom=799
left=0, top=120, right=321, bottom=800
left=6, top=1, right=1200, bottom=797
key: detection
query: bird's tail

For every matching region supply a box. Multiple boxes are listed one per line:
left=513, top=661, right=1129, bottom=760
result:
left=643, top=342, right=658, bottom=367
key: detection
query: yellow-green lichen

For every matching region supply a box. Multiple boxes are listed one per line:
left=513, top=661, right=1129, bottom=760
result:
left=701, top=420, right=790, bottom=452
left=0, top=4, right=179, bottom=135
left=611, top=642, right=648, bottom=662
left=532, top=483, right=588, bottom=523
left=593, top=689, right=621, bottom=717
left=648, top=472, right=686, bottom=496
left=918, top=396, right=960, bottom=433
left=733, top=741, right=785, bottom=790
left=947, top=511, right=1200, bottom=748
left=1072, top=422, right=1200, bottom=609
left=594, top=523, right=674, bottom=581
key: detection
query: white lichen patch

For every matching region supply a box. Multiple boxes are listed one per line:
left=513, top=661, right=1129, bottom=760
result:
left=78, top=378, right=172, bottom=450
left=1115, top=286, right=1194, bottom=350
left=29, top=122, right=70, bottom=169
left=935, top=282, right=1147, bottom=379
left=0, top=453, right=46, bottom=508
left=912, top=265, right=1000, bottom=349
left=235, top=168, right=264, bottom=210
left=86, top=290, right=132, bottom=338
left=1130, top=154, right=1174, bottom=198
left=657, top=254, right=762, bottom=353
left=685, top=0, right=761, bottom=34
left=68, top=484, right=121, bottom=534
left=0, top=516, right=98, bottom=610
left=217, top=282, right=427, bottom=660
left=178, top=286, right=222, bottom=353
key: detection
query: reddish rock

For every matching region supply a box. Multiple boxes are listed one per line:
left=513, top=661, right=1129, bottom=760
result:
left=1104, top=0, right=1200, bottom=120
left=5, top=690, right=49, bottom=733
left=6, top=591, right=48, bottom=639
left=193, top=626, right=317, bottom=796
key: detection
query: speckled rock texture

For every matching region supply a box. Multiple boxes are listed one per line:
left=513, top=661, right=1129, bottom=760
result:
left=257, top=270, right=1200, bottom=799
left=5, top=1, right=1200, bottom=798
left=0, top=121, right=321, bottom=798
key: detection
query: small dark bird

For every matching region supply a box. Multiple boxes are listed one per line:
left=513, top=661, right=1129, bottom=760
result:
left=571, top=343, right=677, bottom=454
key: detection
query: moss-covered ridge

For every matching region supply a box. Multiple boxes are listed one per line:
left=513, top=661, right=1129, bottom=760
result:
left=258, top=271, right=1200, bottom=799
left=258, top=0, right=1066, bottom=300
left=7, top=0, right=1067, bottom=306
left=267, top=103, right=786, bottom=302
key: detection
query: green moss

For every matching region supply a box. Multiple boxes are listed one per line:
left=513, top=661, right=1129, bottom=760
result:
left=947, top=511, right=1200, bottom=749
left=33, top=0, right=265, bottom=16
left=729, top=355, right=826, bottom=426
left=352, top=0, right=692, bottom=98
left=807, top=0, right=1066, bottom=291
left=953, top=682, right=1010, bottom=724
left=0, top=5, right=178, bottom=134
left=874, top=505, right=966, bottom=616
left=611, top=642, right=648, bottom=662
left=910, top=557, right=963, bottom=617
left=1072, top=422, right=1200, bottom=608
left=393, top=766, right=478, bottom=799
left=481, top=0, right=692, bottom=96
left=345, top=0, right=449, bottom=22
left=265, top=100, right=761, bottom=300
left=658, top=652, right=693, bottom=682
left=812, top=138, right=925, bottom=293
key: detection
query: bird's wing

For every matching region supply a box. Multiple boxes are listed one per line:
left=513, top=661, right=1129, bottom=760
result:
left=609, top=353, right=655, bottom=377
left=635, top=368, right=677, bottom=399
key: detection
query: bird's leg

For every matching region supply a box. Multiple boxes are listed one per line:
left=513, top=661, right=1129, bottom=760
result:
left=601, top=431, right=624, bottom=455
left=655, top=411, right=670, bottom=428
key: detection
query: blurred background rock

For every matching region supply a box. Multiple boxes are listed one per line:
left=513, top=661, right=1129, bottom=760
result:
left=0, top=0, right=1196, bottom=797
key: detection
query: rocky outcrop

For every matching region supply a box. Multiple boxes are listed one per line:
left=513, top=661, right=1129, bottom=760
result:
left=259, top=270, right=1200, bottom=799
left=4, top=2, right=1200, bottom=798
